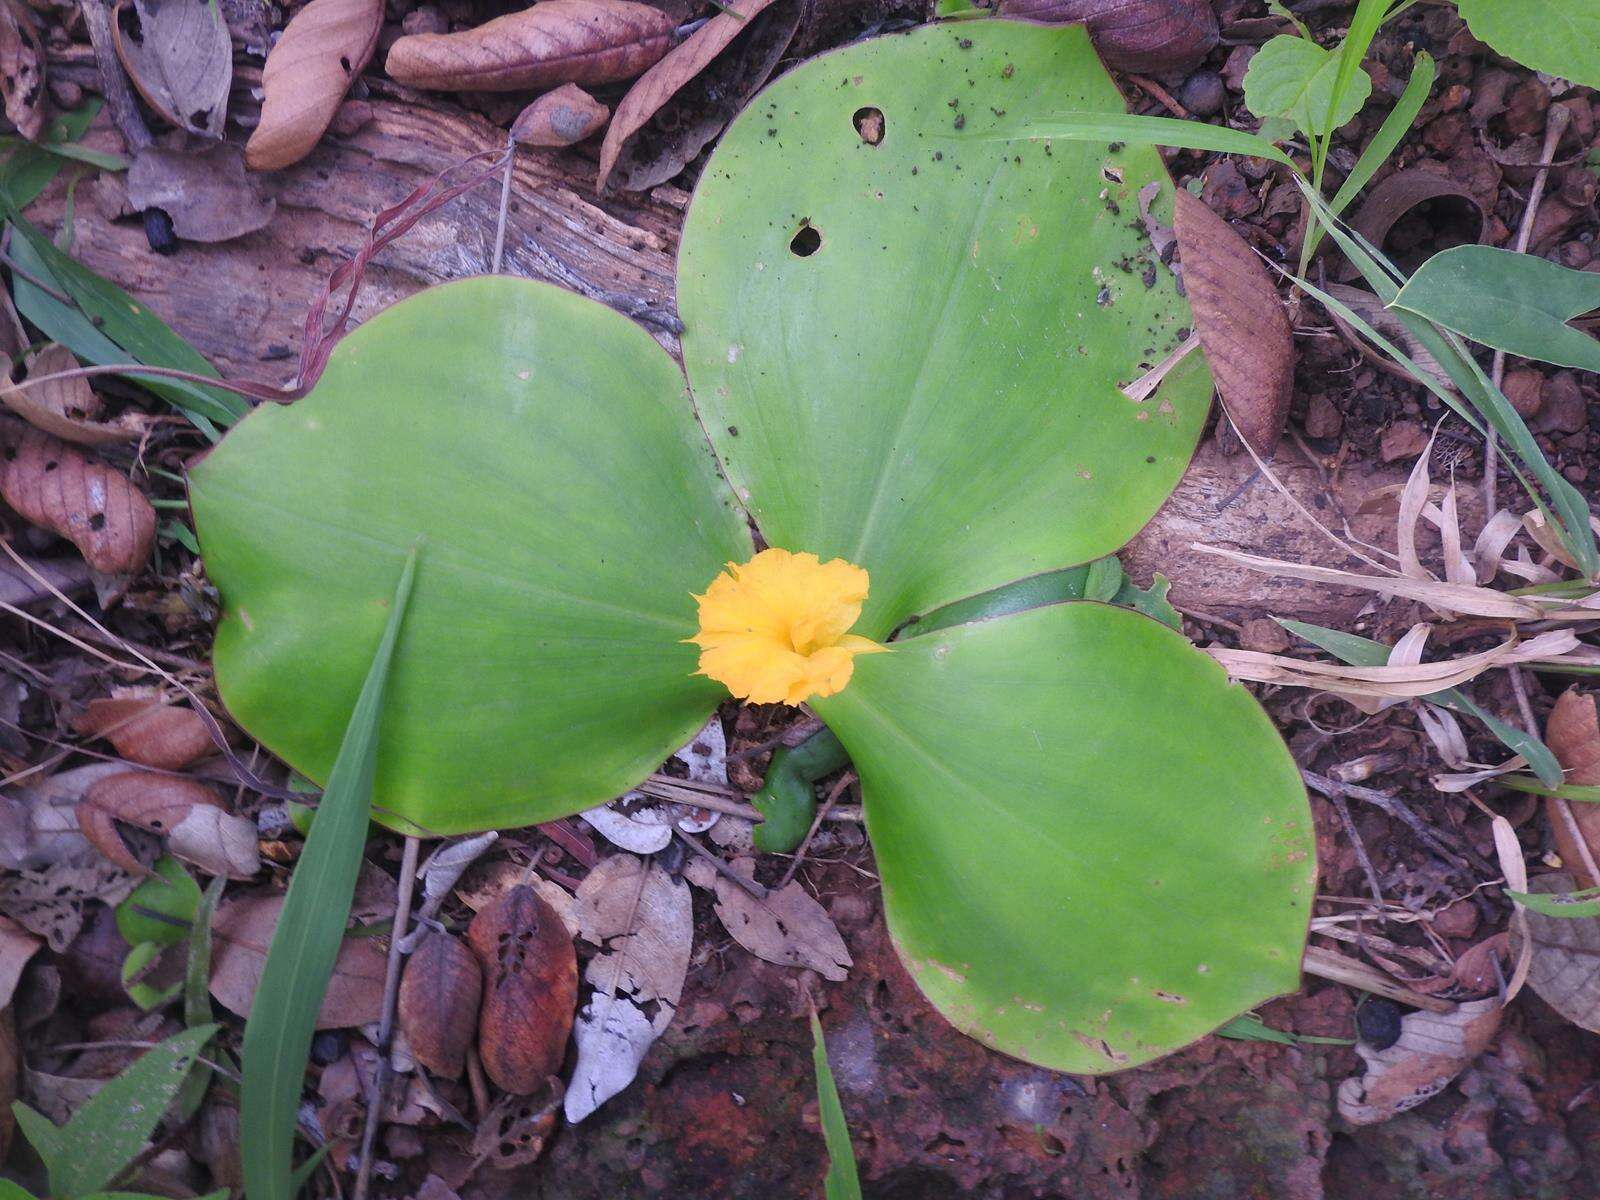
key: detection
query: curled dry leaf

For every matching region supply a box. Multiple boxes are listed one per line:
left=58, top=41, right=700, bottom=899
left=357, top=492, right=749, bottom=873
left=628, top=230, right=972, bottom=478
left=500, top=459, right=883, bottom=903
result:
left=711, top=859, right=850, bottom=981
left=398, top=928, right=482, bottom=1078
left=1172, top=188, right=1292, bottom=456
left=1546, top=688, right=1600, bottom=888
left=385, top=0, right=677, bottom=92
left=127, top=145, right=276, bottom=243
left=467, top=883, right=577, bottom=1093
left=1521, top=872, right=1600, bottom=1033
left=77, top=770, right=224, bottom=878
left=1, top=347, right=149, bottom=447
left=1337, top=998, right=1500, bottom=1125
left=0, top=422, right=156, bottom=578
left=245, top=0, right=382, bottom=171
left=0, top=0, right=45, bottom=142
left=1339, top=170, right=1486, bottom=281
left=110, top=0, right=232, bottom=138
left=510, top=84, right=608, bottom=148
left=597, top=0, right=798, bottom=193
left=470, top=1077, right=564, bottom=1170
left=566, top=853, right=690, bottom=1122
left=0, top=915, right=40, bottom=1010
left=210, top=894, right=387, bottom=1027
left=75, top=693, right=213, bottom=771
left=998, top=0, right=1218, bottom=72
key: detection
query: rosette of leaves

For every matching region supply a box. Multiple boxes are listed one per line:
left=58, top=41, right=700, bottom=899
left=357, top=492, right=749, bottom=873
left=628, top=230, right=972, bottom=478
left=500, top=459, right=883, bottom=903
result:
left=190, top=22, right=1314, bottom=1073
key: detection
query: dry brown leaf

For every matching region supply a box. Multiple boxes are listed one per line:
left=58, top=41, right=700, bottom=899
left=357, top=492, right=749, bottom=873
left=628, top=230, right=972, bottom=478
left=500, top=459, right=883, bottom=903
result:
left=245, top=0, right=382, bottom=171
left=0, top=347, right=150, bottom=448
left=0, top=858, right=135, bottom=952
left=0, top=0, right=45, bottom=142
left=997, top=0, right=1218, bottom=72
left=0, top=915, right=40, bottom=1010
left=1545, top=689, right=1600, bottom=888
left=110, top=0, right=232, bottom=138
left=127, top=145, right=276, bottom=243
left=596, top=0, right=796, bottom=193
left=470, top=1078, right=563, bottom=1170
left=75, top=693, right=213, bottom=770
left=77, top=771, right=224, bottom=878
left=1172, top=188, right=1292, bottom=456
left=1521, top=872, right=1600, bottom=1032
left=397, top=929, right=481, bottom=1078
left=1337, top=998, right=1500, bottom=1125
left=1451, top=932, right=1509, bottom=995
left=210, top=894, right=387, bottom=1027
left=468, top=884, right=577, bottom=1094
left=711, top=859, right=850, bottom=981
left=385, top=0, right=676, bottom=93
left=510, top=83, right=608, bottom=147
left=0, top=423, right=155, bottom=579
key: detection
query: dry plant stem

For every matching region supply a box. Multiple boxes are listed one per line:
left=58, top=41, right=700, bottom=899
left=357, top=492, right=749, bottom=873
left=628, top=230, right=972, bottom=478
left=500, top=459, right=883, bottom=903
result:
left=1300, top=943, right=1455, bottom=1013
left=353, top=835, right=423, bottom=1200
left=777, top=770, right=855, bottom=890
left=1303, top=770, right=1476, bottom=873
left=1509, top=663, right=1600, bottom=886
left=676, top=827, right=767, bottom=899
left=81, top=0, right=153, bottom=152
left=1484, top=104, right=1571, bottom=516
left=1126, top=74, right=1191, bottom=118
left=492, top=134, right=515, bottom=275
left=465, top=1046, right=491, bottom=1118
left=1326, top=785, right=1385, bottom=905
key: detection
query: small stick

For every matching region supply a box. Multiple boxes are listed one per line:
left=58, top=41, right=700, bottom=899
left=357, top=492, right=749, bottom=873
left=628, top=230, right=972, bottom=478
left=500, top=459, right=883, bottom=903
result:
left=1326, top=784, right=1385, bottom=905
left=465, top=1046, right=491, bottom=1119
left=1509, top=663, right=1600, bottom=886
left=491, top=135, right=515, bottom=275
left=778, top=771, right=855, bottom=890
left=675, top=827, right=767, bottom=899
left=353, top=835, right=422, bottom=1200
left=1484, top=104, right=1571, bottom=517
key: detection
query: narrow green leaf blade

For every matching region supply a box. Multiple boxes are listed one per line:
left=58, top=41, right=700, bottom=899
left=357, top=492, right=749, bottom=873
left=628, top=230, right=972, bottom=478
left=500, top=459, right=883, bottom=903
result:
left=240, top=547, right=418, bottom=1200
left=810, top=1012, right=863, bottom=1200
left=1508, top=887, right=1600, bottom=918
left=1392, top=245, right=1600, bottom=372
left=1001, top=110, right=1294, bottom=166
left=0, top=100, right=102, bottom=208
left=47, top=1024, right=217, bottom=1197
left=11, top=1102, right=64, bottom=1173
left=177, top=874, right=226, bottom=1121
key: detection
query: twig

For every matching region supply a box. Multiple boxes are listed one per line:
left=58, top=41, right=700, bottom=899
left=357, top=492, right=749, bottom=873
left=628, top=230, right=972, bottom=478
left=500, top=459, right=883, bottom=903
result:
left=778, top=771, right=855, bottom=889
left=80, top=0, right=152, bottom=153
left=1300, top=943, right=1455, bottom=1013
left=0, top=250, right=74, bottom=305
left=1303, top=770, right=1476, bottom=873
left=1485, top=104, right=1571, bottom=517
left=491, top=134, right=515, bottom=275
left=676, top=827, right=767, bottom=899
left=1326, top=784, right=1385, bottom=905
left=353, top=835, right=423, bottom=1200
left=1126, top=74, right=1191, bottom=119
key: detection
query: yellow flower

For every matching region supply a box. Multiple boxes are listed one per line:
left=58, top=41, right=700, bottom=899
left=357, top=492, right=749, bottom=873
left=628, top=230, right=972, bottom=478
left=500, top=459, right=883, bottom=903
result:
left=689, top=548, right=888, bottom=705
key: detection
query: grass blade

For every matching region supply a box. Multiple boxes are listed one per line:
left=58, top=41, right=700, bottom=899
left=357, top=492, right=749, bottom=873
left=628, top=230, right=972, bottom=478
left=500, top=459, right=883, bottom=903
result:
left=995, top=111, right=1294, bottom=167
left=13, top=1023, right=217, bottom=1197
left=810, top=1011, right=862, bottom=1200
left=240, top=546, right=419, bottom=1200
left=177, top=874, right=227, bottom=1121
left=1279, top=618, right=1564, bottom=786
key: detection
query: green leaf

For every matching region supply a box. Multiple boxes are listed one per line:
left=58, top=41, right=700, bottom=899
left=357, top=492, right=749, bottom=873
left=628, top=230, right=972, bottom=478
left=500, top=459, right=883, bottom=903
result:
left=810, top=1012, right=863, bottom=1200
left=121, top=942, right=181, bottom=1010
left=1277, top=618, right=1563, bottom=787
left=189, top=277, right=751, bottom=835
left=751, top=727, right=849, bottom=853
left=1, top=209, right=246, bottom=433
left=0, top=1181, right=35, bottom=1200
left=906, top=558, right=1181, bottom=637
left=1392, top=245, right=1600, bottom=373
left=680, top=23, right=1215, bottom=638
left=813, top=602, right=1314, bottom=1073
left=0, top=100, right=104, bottom=208
left=1243, top=35, right=1372, bottom=138
left=240, top=548, right=417, bottom=1200
left=177, top=874, right=226, bottom=1120
left=1005, top=111, right=1295, bottom=167
left=1458, top=0, right=1600, bottom=90
left=16, top=1024, right=216, bottom=1198
left=1216, top=1013, right=1352, bottom=1045
left=1508, top=886, right=1600, bottom=918
left=116, top=855, right=200, bottom=948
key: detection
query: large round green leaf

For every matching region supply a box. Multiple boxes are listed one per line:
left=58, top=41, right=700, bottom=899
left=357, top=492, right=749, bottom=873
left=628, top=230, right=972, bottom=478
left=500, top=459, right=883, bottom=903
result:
left=190, top=278, right=750, bottom=835
left=678, top=21, right=1211, bottom=638
left=813, top=602, right=1313, bottom=1073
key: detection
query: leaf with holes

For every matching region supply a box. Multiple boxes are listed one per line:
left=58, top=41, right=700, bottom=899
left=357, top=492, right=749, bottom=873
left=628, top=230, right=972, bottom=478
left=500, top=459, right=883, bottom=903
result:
left=468, top=884, right=577, bottom=1094
left=111, top=0, right=232, bottom=138
left=711, top=860, right=851, bottom=981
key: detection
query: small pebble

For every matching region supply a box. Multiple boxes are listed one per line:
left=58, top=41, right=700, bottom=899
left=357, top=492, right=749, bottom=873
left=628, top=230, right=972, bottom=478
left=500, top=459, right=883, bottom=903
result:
left=311, top=1030, right=347, bottom=1066
left=1177, top=70, right=1225, bottom=118
left=1356, top=998, right=1404, bottom=1051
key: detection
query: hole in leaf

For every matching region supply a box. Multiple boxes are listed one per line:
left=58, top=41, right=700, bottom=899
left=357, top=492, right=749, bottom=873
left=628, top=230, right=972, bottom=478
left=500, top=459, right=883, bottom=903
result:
left=790, top=223, right=821, bottom=257
left=853, top=106, right=884, bottom=145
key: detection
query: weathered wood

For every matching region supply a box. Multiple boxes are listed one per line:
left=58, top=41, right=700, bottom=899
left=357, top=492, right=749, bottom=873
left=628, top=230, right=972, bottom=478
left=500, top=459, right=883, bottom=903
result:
left=26, top=99, right=1434, bottom=626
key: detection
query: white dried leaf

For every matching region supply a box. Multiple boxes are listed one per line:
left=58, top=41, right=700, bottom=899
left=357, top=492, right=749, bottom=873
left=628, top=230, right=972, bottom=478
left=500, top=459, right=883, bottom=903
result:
left=1337, top=998, right=1501, bottom=1125
left=167, top=804, right=261, bottom=879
